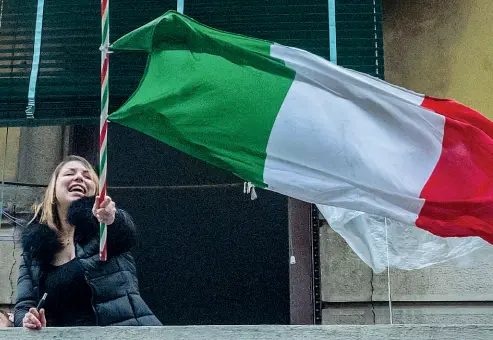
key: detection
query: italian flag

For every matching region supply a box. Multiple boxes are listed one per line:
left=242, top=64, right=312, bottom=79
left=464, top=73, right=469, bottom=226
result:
left=110, top=11, right=493, bottom=243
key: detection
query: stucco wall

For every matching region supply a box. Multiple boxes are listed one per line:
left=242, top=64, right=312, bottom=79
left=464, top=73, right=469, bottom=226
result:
left=383, top=0, right=492, bottom=117
left=322, top=0, right=493, bottom=325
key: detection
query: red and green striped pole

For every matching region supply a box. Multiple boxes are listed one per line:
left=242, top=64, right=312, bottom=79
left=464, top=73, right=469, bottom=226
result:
left=99, top=0, right=109, bottom=261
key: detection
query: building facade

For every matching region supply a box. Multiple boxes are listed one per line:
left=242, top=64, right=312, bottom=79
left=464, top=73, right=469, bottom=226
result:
left=321, top=0, right=493, bottom=325
left=0, top=0, right=492, bottom=326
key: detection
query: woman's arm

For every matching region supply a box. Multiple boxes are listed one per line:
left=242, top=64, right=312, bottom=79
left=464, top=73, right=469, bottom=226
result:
left=106, top=208, right=137, bottom=257
left=92, top=195, right=137, bottom=257
left=68, top=196, right=137, bottom=257
left=13, top=255, right=36, bottom=327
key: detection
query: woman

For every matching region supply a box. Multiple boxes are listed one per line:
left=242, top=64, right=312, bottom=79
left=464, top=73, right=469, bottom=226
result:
left=14, top=155, right=162, bottom=329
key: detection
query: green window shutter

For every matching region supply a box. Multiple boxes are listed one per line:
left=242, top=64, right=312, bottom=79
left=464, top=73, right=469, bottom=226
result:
left=186, top=0, right=382, bottom=77
left=0, top=0, right=383, bottom=126
left=187, top=0, right=330, bottom=59
left=0, top=0, right=177, bottom=126
left=110, top=1, right=178, bottom=112
left=335, top=0, right=384, bottom=78
left=0, top=0, right=36, bottom=123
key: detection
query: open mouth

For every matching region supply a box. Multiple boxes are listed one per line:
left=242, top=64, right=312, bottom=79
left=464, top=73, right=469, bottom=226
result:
left=68, top=184, right=86, bottom=195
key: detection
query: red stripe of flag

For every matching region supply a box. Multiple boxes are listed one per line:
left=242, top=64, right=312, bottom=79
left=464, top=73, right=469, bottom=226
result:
left=416, top=96, right=493, bottom=243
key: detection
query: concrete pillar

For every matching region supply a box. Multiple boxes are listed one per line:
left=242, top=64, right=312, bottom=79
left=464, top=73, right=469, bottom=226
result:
left=16, top=126, right=65, bottom=185
left=0, top=126, right=64, bottom=307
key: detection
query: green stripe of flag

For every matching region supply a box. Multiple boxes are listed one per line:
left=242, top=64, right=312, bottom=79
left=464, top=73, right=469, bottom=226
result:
left=110, top=11, right=296, bottom=186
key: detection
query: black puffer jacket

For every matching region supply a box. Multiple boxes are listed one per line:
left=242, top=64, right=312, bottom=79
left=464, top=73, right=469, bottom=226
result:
left=14, top=197, right=162, bottom=327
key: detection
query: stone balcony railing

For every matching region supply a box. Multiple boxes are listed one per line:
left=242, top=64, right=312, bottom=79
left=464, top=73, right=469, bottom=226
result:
left=1, top=325, right=492, bottom=340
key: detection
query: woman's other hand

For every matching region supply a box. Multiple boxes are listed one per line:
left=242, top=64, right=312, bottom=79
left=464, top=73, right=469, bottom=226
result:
left=93, top=195, right=116, bottom=225
left=23, top=308, right=46, bottom=329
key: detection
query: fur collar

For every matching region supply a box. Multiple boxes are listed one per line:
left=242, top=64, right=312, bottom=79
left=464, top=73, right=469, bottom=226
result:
left=21, top=196, right=99, bottom=263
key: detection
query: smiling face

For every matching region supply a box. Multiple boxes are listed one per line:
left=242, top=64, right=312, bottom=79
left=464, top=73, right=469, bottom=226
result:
left=55, top=161, right=97, bottom=209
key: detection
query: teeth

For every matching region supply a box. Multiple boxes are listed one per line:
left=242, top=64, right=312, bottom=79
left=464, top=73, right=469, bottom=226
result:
left=69, top=185, right=85, bottom=193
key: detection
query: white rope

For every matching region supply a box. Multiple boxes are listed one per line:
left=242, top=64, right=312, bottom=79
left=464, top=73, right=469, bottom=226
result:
left=0, top=0, right=5, bottom=30
left=288, top=215, right=296, bottom=265
left=177, top=0, right=184, bottom=14
left=243, top=182, right=257, bottom=200
left=0, top=128, right=9, bottom=229
left=25, top=0, right=45, bottom=118
left=385, top=217, right=393, bottom=324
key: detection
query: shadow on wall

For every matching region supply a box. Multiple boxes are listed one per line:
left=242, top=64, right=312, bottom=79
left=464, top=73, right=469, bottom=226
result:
left=382, top=0, right=472, bottom=97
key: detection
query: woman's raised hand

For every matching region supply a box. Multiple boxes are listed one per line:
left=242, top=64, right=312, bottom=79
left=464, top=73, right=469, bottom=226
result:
left=92, top=196, right=116, bottom=225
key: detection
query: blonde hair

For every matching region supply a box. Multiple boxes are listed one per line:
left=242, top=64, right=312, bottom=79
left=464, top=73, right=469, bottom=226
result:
left=32, top=155, right=99, bottom=229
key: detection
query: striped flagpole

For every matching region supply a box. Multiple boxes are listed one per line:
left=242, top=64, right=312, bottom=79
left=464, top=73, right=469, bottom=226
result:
left=99, top=0, right=109, bottom=261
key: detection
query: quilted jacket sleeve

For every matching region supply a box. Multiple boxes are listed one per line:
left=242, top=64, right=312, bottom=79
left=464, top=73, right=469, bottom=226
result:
left=13, top=255, right=36, bottom=327
left=107, top=209, right=137, bottom=258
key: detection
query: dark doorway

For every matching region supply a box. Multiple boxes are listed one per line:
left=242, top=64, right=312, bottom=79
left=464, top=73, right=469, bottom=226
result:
left=72, top=123, right=291, bottom=325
